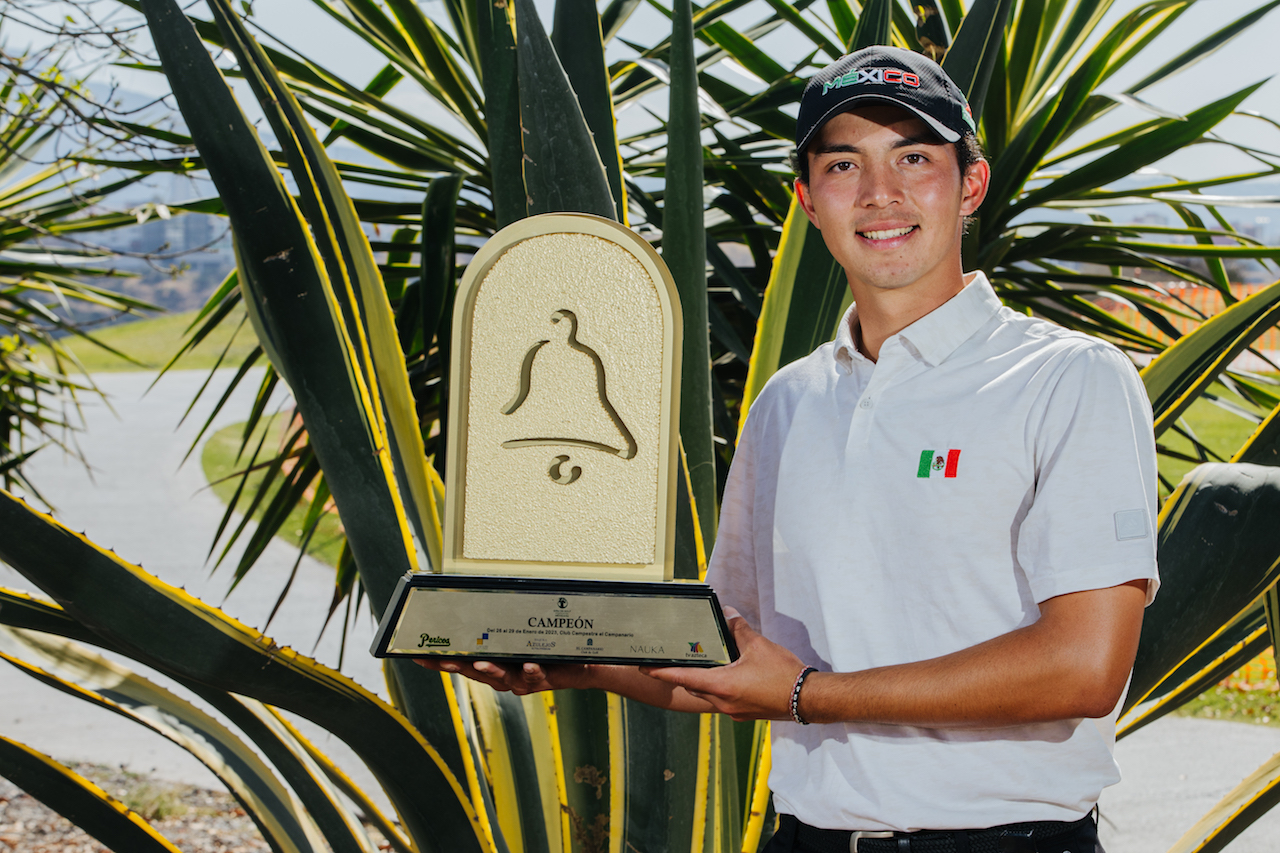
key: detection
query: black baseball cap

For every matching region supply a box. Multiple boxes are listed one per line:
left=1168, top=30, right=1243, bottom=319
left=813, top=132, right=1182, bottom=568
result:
left=795, top=46, right=976, bottom=155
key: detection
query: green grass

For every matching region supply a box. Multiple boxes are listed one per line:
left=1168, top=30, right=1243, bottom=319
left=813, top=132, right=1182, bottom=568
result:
left=201, top=413, right=345, bottom=569
left=1175, top=686, right=1280, bottom=727
left=77, top=765, right=207, bottom=821
left=1156, top=381, right=1270, bottom=497
left=33, top=305, right=258, bottom=372
left=120, top=779, right=192, bottom=820
left=1173, top=649, right=1280, bottom=727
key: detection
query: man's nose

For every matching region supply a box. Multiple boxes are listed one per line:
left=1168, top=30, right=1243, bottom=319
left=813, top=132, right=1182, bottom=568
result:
left=858, top=161, right=903, bottom=208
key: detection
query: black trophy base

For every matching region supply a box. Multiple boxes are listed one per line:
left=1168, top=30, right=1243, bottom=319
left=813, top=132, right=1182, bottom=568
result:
left=370, top=573, right=738, bottom=667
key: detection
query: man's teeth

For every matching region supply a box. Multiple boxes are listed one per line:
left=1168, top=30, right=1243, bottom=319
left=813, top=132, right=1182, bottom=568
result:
left=861, top=226, right=914, bottom=240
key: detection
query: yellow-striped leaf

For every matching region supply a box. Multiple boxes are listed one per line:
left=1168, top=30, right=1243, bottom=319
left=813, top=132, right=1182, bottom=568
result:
left=1127, top=464, right=1280, bottom=711
left=0, top=629, right=327, bottom=853
left=1167, top=749, right=1280, bottom=853
left=0, top=735, right=184, bottom=853
left=0, top=489, right=490, bottom=853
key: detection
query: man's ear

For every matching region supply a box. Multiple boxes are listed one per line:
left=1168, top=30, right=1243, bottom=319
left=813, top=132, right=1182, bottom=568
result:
left=795, top=178, right=822, bottom=229
left=960, top=158, right=990, bottom=217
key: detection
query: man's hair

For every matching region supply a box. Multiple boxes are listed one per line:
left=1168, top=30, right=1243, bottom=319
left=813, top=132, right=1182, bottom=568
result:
left=791, top=131, right=985, bottom=186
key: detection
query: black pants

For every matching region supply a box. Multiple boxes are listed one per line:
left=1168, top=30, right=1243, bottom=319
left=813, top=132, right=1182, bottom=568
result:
left=762, top=813, right=1104, bottom=853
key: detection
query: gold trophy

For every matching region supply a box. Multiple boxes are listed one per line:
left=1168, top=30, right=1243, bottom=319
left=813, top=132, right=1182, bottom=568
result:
left=371, top=214, right=737, bottom=666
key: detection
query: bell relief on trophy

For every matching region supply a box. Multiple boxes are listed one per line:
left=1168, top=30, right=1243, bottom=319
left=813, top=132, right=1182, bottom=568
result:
left=500, top=307, right=639, bottom=485
left=444, top=214, right=681, bottom=579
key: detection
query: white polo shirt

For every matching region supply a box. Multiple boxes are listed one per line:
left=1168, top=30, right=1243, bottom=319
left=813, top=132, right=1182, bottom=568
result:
left=707, top=273, right=1159, bottom=832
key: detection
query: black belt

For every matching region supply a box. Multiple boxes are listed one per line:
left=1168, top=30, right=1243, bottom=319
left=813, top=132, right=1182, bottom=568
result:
left=781, top=812, right=1097, bottom=853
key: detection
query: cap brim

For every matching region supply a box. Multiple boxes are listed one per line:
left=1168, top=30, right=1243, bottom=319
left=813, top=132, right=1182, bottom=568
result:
left=797, top=93, right=961, bottom=155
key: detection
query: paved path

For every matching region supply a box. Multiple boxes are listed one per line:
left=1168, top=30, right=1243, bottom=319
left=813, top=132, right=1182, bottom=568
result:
left=4, top=369, right=1280, bottom=852
left=1102, top=717, right=1280, bottom=852
left=0, top=369, right=385, bottom=802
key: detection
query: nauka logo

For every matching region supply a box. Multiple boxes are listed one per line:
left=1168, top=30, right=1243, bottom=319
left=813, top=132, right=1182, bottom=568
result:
left=917, top=449, right=961, bottom=479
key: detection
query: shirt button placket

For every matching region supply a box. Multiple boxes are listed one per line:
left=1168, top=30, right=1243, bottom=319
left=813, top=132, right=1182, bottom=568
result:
left=849, top=386, right=875, bottom=459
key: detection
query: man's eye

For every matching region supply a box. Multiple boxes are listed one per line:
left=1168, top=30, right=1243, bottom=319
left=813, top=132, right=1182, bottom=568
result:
left=903, top=152, right=927, bottom=164
left=831, top=160, right=854, bottom=172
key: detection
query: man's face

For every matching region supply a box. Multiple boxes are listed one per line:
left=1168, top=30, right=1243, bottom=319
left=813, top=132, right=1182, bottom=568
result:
left=795, top=104, right=987, bottom=296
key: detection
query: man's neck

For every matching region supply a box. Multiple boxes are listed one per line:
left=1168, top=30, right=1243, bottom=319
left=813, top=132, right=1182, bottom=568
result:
left=851, top=271, right=972, bottom=362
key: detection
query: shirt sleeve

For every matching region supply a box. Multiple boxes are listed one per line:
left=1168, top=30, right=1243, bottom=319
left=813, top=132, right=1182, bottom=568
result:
left=1016, top=342, right=1160, bottom=606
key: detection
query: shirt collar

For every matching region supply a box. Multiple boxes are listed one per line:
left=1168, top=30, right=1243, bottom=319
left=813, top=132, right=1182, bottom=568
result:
left=899, top=272, right=1002, bottom=366
left=832, top=272, right=1002, bottom=371
left=832, top=301, right=866, bottom=373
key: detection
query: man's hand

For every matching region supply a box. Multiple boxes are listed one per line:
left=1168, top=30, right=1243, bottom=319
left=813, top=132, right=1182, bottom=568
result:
left=641, top=618, right=806, bottom=722
left=413, top=657, right=717, bottom=713
left=416, top=658, right=584, bottom=695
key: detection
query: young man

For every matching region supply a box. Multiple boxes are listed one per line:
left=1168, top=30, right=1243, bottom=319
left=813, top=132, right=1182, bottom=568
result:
left=423, top=47, right=1159, bottom=853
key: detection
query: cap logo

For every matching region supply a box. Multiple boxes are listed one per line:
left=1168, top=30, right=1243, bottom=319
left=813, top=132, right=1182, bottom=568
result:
left=822, top=67, right=921, bottom=96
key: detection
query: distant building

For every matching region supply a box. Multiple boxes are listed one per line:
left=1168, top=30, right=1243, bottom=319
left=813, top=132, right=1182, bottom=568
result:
left=73, top=209, right=235, bottom=317
left=1095, top=282, right=1280, bottom=352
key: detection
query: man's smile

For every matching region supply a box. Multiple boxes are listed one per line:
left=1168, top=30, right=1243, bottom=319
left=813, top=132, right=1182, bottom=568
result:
left=857, top=224, right=918, bottom=245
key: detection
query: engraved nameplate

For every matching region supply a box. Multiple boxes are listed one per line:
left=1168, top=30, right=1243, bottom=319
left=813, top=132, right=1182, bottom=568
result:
left=373, top=574, right=737, bottom=667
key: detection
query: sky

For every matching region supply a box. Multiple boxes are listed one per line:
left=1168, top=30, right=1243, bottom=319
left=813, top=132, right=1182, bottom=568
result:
left=10, top=0, right=1280, bottom=209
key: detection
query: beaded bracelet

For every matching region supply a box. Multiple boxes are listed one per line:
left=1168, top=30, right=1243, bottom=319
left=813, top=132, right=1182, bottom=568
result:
left=790, top=666, right=818, bottom=725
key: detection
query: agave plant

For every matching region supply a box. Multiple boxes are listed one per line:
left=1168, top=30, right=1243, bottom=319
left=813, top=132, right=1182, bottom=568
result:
left=0, top=1, right=771, bottom=852
left=0, top=59, right=157, bottom=500
left=101, top=0, right=1279, bottom=595
left=3, top=342, right=1280, bottom=853
left=6, top=0, right=1280, bottom=852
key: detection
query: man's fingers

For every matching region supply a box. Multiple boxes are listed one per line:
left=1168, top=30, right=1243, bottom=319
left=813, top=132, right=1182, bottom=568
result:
left=727, top=616, right=758, bottom=643
left=416, top=658, right=570, bottom=696
left=642, top=665, right=713, bottom=692
left=417, top=658, right=525, bottom=692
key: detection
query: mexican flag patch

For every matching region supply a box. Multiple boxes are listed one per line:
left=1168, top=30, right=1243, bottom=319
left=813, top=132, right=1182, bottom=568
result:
left=917, top=449, right=961, bottom=478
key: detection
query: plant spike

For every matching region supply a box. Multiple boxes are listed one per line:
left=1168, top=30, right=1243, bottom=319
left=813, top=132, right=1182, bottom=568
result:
left=849, top=0, right=893, bottom=50
left=514, top=0, right=616, bottom=220
left=941, top=0, right=1015, bottom=121
left=478, top=0, right=524, bottom=228
left=552, top=0, right=628, bottom=222
left=667, top=0, right=716, bottom=555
